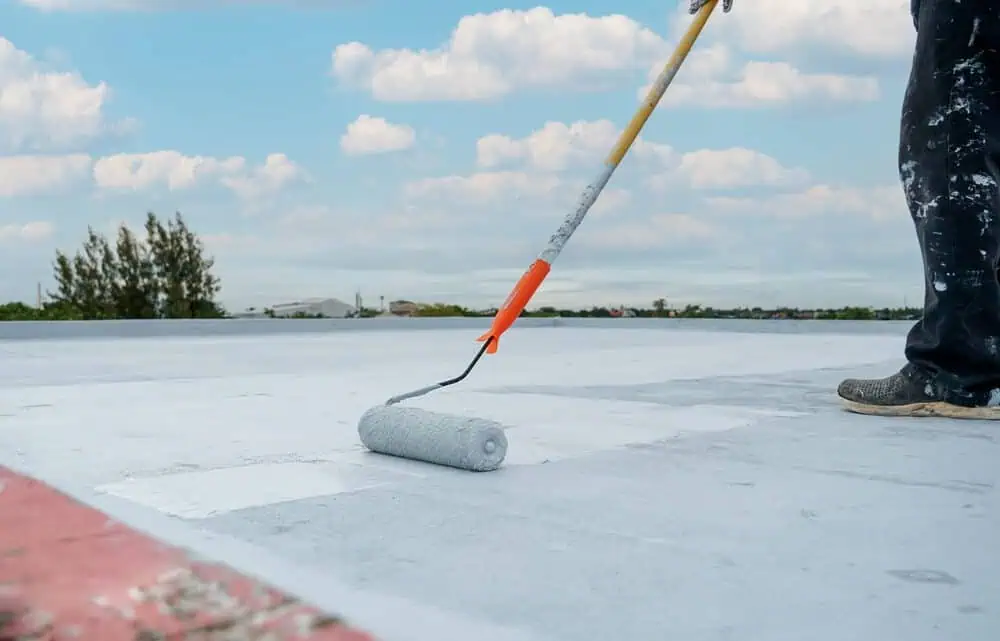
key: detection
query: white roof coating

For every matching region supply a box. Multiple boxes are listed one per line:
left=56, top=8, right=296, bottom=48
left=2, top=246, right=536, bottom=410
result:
left=0, top=319, right=997, bottom=641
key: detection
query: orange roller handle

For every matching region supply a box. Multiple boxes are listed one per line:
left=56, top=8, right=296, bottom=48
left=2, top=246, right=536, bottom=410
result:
left=476, top=259, right=551, bottom=353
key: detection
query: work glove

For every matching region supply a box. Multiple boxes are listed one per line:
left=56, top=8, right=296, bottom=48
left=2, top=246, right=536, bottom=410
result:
left=689, top=0, right=732, bottom=13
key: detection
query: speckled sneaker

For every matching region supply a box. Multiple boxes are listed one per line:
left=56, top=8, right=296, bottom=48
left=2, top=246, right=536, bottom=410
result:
left=838, top=363, right=1000, bottom=419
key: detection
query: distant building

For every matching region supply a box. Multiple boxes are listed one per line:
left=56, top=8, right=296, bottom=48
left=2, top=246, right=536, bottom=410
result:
left=389, top=300, right=419, bottom=316
left=270, top=297, right=357, bottom=318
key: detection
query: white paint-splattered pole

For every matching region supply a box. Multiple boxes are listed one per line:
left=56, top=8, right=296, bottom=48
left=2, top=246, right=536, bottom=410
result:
left=475, top=0, right=721, bottom=353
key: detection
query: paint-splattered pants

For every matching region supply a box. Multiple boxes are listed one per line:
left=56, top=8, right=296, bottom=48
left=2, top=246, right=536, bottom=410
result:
left=902, top=0, right=1000, bottom=392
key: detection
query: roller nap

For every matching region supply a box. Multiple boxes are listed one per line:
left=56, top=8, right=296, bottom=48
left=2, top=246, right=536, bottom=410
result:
left=358, top=405, right=508, bottom=472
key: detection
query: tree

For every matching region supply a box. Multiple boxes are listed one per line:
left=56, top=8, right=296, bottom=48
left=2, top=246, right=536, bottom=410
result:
left=112, top=224, right=159, bottom=319
left=48, top=212, right=225, bottom=320
left=415, top=303, right=470, bottom=317
left=678, top=304, right=703, bottom=318
left=652, top=298, right=667, bottom=316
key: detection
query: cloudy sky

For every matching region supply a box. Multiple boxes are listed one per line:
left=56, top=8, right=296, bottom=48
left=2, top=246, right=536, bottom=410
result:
left=2, top=0, right=920, bottom=312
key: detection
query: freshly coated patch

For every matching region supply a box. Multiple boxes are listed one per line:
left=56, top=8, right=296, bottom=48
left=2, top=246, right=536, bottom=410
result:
left=408, top=393, right=771, bottom=467
left=95, top=462, right=385, bottom=518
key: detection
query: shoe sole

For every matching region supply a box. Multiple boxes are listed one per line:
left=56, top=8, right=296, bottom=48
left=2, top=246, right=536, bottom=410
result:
left=842, top=399, right=1000, bottom=420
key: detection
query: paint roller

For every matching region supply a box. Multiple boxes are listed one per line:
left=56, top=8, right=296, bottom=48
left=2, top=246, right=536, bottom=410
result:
left=358, top=1, right=720, bottom=472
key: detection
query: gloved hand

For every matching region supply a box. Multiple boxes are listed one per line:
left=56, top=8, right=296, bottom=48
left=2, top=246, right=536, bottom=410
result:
left=689, top=0, right=732, bottom=13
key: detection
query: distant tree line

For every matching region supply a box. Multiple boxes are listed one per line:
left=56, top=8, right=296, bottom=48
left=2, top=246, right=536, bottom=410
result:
left=402, top=303, right=921, bottom=321
left=0, top=215, right=921, bottom=322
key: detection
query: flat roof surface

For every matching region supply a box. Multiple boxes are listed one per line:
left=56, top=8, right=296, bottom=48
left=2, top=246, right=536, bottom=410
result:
left=1, top=320, right=997, bottom=640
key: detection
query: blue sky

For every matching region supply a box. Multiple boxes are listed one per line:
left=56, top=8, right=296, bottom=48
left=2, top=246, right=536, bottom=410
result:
left=1, top=0, right=919, bottom=312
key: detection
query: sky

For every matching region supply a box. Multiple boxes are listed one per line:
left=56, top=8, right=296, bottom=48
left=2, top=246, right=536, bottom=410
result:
left=1, top=0, right=922, bottom=313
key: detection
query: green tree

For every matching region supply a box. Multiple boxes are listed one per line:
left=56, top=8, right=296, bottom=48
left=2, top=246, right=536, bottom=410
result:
left=50, top=228, right=117, bottom=319
left=416, top=303, right=470, bottom=317
left=48, top=212, right=224, bottom=320
left=0, top=302, right=44, bottom=321
left=678, top=304, right=703, bottom=318
left=144, top=212, right=222, bottom=318
left=0, top=301, right=86, bottom=321
left=834, top=306, right=876, bottom=320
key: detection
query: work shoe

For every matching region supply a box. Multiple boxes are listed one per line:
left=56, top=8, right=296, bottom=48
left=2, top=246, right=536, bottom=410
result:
left=837, top=362, right=1000, bottom=419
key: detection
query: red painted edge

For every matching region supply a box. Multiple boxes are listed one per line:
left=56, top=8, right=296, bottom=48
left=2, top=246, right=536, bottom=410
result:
left=0, top=466, right=378, bottom=640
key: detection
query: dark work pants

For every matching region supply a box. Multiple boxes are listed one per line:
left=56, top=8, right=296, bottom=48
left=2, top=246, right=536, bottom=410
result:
left=902, top=0, right=1000, bottom=394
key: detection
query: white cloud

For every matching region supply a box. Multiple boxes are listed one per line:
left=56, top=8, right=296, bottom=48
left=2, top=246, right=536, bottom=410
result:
left=575, top=213, right=717, bottom=249
left=0, top=150, right=305, bottom=200
left=474, top=119, right=806, bottom=191
left=667, top=147, right=810, bottom=190
left=706, top=183, right=906, bottom=220
left=642, top=44, right=880, bottom=107
left=331, top=7, right=668, bottom=101
left=684, top=0, right=915, bottom=58
left=332, top=6, right=897, bottom=105
left=340, top=115, right=415, bottom=155
left=93, top=150, right=305, bottom=198
left=0, top=37, right=122, bottom=152
left=93, top=150, right=245, bottom=191
left=0, top=221, right=54, bottom=242
left=0, top=154, right=92, bottom=197
left=405, top=170, right=564, bottom=204
left=585, top=186, right=632, bottom=217
left=220, top=153, right=306, bottom=199
left=403, top=163, right=630, bottom=220
left=476, top=120, right=673, bottom=171
left=390, top=120, right=809, bottom=278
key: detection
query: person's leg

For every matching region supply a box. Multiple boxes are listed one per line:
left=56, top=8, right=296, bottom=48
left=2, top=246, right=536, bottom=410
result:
left=904, top=0, right=1000, bottom=388
left=838, top=0, right=1000, bottom=418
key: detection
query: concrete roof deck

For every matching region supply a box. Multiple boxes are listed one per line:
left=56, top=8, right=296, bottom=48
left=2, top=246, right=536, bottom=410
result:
left=0, top=319, right=996, bottom=641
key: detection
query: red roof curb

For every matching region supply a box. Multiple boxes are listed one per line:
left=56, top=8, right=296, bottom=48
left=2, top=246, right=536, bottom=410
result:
left=0, top=466, right=379, bottom=641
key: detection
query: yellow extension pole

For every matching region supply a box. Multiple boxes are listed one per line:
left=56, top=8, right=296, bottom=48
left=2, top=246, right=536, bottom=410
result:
left=607, top=0, right=717, bottom=166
